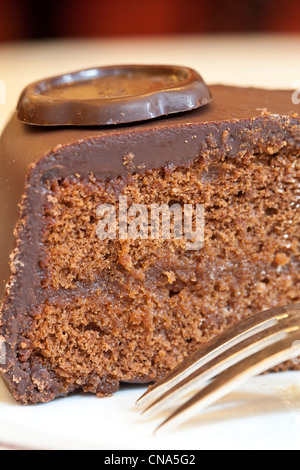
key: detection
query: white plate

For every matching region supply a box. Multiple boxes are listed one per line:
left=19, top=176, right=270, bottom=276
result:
left=1, top=371, right=300, bottom=450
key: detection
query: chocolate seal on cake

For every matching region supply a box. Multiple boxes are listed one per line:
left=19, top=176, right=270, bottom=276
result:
left=16, top=64, right=212, bottom=126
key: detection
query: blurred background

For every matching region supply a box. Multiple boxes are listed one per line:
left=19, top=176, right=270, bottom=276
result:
left=1, top=0, right=300, bottom=42
left=1, top=0, right=300, bottom=132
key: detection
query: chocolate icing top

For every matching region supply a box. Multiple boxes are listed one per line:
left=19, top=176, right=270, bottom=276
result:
left=17, top=65, right=212, bottom=126
left=0, top=84, right=299, bottom=299
left=8, top=85, right=299, bottom=171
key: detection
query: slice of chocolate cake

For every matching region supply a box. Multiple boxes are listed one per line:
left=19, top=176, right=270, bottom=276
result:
left=0, top=65, right=299, bottom=404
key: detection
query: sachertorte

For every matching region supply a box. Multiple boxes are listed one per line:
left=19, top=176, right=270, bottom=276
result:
left=0, top=65, right=299, bottom=404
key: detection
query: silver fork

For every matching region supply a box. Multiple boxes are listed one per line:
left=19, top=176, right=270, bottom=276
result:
left=136, top=303, right=300, bottom=434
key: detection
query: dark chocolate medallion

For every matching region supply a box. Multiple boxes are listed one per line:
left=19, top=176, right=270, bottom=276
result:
left=16, top=64, right=212, bottom=126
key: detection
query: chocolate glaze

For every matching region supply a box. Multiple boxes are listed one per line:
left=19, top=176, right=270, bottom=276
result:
left=0, top=84, right=299, bottom=402
left=17, top=65, right=212, bottom=126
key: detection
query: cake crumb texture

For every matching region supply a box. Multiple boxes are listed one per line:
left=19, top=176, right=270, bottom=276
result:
left=18, top=146, right=300, bottom=401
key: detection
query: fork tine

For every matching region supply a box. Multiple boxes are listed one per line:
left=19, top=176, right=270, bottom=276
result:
left=141, top=317, right=295, bottom=418
left=155, top=327, right=300, bottom=435
left=137, top=304, right=300, bottom=408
